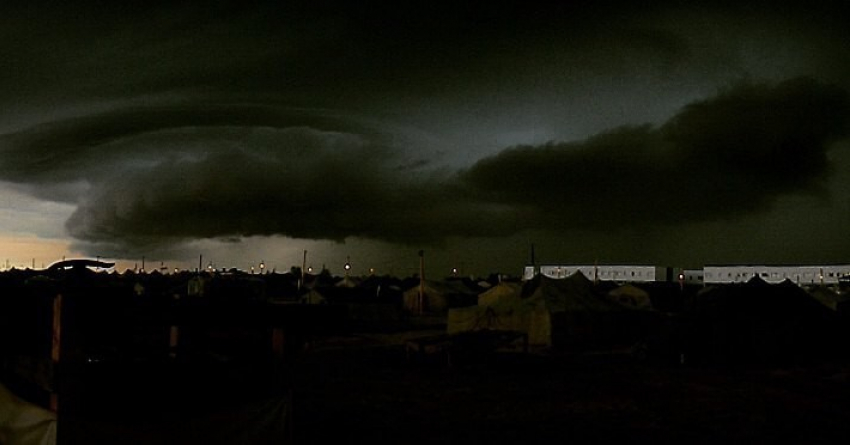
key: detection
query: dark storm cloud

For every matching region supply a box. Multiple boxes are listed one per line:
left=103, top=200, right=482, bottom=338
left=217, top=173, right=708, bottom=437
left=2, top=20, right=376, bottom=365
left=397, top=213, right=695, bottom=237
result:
left=2, top=1, right=850, bottom=266
left=8, top=1, right=846, bottom=115
left=1, top=77, right=842, bottom=255
left=0, top=2, right=296, bottom=103
left=62, top=125, right=519, bottom=253
left=461, top=77, right=850, bottom=229
left=0, top=104, right=371, bottom=193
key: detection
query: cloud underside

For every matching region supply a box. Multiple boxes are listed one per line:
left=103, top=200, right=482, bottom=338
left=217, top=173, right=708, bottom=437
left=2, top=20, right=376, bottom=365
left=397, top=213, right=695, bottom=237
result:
left=0, top=77, right=847, bottom=254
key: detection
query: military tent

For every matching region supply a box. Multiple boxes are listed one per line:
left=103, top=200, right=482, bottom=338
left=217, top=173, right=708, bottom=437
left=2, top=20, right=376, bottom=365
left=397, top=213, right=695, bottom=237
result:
left=334, top=275, right=361, bottom=288
left=806, top=285, right=850, bottom=316
left=0, top=382, right=56, bottom=445
left=478, top=282, right=522, bottom=307
left=403, top=280, right=478, bottom=313
left=448, top=289, right=551, bottom=346
left=449, top=273, right=657, bottom=348
left=606, top=284, right=653, bottom=309
left=682, top=277, right=845, bottom=365
left=522, top=273, right=658, bottom=349
left=299, top=289, right=327, bottom=305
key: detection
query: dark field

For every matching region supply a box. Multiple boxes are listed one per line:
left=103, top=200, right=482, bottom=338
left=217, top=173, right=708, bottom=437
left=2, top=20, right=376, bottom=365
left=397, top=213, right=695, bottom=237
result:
left=291, top=333, right=850, bottom=444
left=9, top=322, right=850, bottom=444
left=4, top=272, right=850, bottom=444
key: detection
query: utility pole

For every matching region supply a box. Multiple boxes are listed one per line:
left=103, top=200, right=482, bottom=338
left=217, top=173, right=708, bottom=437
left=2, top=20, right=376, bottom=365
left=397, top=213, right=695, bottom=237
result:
left=418, top=250, right=425, bottom=315
left=593, top=259, right=598, bottom=285
left=299, top=250, right=307, bottom=292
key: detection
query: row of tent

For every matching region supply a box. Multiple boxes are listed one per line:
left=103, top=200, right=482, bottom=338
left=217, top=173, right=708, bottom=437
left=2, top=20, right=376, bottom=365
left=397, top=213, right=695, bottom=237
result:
left=446, top=271, right=850, bottom=364
left=448, top=272, right=659, bottom=349
left=4, top=265, right=848, bottom=364
left=684, top=276, right=847, bottom=364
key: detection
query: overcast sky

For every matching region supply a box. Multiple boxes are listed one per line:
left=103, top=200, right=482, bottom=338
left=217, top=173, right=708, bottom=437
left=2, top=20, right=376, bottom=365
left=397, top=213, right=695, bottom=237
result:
left=1, top=1, right=849, bottom=276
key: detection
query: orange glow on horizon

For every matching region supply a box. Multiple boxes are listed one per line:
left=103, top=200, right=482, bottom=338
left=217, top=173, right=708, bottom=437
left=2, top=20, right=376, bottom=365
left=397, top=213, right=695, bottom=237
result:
left=0, top=235, right=79, bottom=270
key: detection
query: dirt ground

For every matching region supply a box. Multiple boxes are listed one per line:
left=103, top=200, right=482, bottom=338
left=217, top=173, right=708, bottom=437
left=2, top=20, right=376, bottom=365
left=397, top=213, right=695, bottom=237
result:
left=290, top=332, right=850, bottom=444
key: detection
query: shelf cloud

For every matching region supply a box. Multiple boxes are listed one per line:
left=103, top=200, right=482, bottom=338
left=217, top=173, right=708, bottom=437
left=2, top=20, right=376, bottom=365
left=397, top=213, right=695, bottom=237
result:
left=1, top=77, right=845, bottom=257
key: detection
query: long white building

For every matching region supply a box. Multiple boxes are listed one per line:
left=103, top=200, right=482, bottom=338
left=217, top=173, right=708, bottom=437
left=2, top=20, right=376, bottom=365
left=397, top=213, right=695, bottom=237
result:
left=703, top=265, right=850, bottom=285
left=524, top=264, right=850, bottom=286
left=524, top=265, right=669, bottom=282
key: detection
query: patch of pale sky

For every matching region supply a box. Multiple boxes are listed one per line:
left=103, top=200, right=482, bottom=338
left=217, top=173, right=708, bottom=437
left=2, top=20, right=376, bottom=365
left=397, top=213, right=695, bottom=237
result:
left=0, top=183, right=75, bottom=238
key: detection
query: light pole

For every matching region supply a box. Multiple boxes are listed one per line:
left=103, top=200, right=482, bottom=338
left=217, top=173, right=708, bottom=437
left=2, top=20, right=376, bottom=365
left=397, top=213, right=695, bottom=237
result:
left=418, top=250, right=425, bottom=315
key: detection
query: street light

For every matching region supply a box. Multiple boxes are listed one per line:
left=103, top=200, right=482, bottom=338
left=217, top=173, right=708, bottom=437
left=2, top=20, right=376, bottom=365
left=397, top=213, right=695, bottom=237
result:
left=259, top=260, right=265, bottom=274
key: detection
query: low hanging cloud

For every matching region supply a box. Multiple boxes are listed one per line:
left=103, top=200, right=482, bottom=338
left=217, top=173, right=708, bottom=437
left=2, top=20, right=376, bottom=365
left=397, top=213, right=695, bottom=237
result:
left=65, top=126, right=515, bottom=247
left=0, top=77, right=847, bottom=257
left=461, top=77, right=850, bottom=229
left=0, top=105, right=367, bottom=188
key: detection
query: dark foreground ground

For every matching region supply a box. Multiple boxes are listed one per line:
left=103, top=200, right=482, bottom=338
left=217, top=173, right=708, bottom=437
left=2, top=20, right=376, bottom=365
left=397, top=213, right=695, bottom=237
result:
left=291, top=333, right=850, bottom=444
left=20, top=329, right=850, bottom=444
